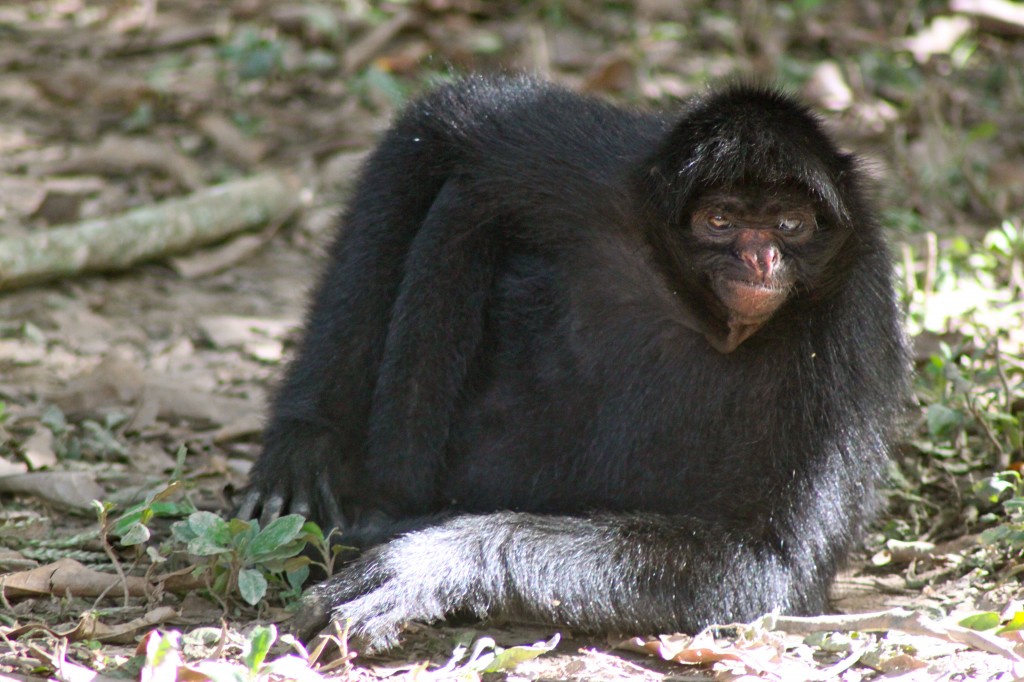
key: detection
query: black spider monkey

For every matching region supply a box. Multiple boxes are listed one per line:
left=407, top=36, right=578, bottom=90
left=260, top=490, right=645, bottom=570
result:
left=239, top=75, right=909, bottom=650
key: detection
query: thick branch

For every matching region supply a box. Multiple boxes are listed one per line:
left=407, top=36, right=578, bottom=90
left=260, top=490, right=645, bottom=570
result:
left=0, top=172, right=304, bottom=291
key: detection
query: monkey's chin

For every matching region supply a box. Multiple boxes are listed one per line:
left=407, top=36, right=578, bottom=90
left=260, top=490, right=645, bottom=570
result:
left=704, top=281, right=789, bottom=353
left=719, top=281, right=788, bottom=323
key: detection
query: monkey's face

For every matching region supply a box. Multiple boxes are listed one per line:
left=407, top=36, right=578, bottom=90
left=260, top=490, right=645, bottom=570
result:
left=688, top=188, right=819, bottom=352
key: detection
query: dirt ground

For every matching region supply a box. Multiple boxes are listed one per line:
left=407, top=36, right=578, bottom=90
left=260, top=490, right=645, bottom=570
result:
left=3, top=1, right=1024, bottom=680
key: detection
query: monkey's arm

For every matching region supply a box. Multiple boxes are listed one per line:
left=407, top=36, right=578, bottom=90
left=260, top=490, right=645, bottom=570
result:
left=362, top=178, right=500, bottom=516
left=292, top=508, right=841, bottom=650
left=238, top=137, right=453, bottom=529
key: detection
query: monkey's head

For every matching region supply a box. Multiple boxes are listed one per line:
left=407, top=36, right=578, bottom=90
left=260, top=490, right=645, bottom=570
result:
left=688, top=185, right=823, bottom=352
left=643, top=85, right=865, bottom=353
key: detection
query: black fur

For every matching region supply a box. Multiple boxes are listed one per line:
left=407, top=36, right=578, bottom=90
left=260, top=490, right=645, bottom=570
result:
left=239, top=75, right=909, bottom=649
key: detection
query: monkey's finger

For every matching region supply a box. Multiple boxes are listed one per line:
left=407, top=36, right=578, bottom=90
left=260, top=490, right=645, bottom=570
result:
left=290, top=486, right=311, bottom=519
left=259, top=491, right=285, bottom=527
left=318, top=478, right=349, bottom=533
left=235, top=488, right=261, bottom=520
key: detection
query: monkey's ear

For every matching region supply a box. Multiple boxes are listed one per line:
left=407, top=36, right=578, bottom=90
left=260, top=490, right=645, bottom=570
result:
left=637, top=135, right=709, bottom=222
left=823, top=151, right=873, bottom=225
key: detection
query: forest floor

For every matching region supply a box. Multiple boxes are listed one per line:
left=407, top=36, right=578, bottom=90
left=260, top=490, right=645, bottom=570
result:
left=2, top=1, right=1024, bottom=680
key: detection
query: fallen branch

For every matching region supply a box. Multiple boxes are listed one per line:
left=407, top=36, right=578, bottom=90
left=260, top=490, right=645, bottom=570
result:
left=762, top=608, right=1024, bottom=662
left=0, top=172, right=304, bottom=291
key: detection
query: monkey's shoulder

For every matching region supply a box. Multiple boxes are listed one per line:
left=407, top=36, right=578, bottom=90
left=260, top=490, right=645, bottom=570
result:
left=393, top=76, right=665, bottom=156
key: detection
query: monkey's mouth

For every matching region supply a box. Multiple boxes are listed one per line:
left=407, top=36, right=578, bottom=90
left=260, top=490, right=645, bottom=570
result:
left=720, top=280, right=789, bottom=322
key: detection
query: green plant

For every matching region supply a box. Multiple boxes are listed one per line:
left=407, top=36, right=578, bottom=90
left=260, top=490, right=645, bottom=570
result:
left=975, top=471, right=1024, bottom=548
left=170, top=512, right=315, bottom=606
left=110, top=482, right=197, bottom=546
left=916, top=342, right=1023, bottom=472
left=220, top=25, right=284, bottom=80
left=36, top=404, right=132, bottom=462
left=141, top=624, right=327, bottom=682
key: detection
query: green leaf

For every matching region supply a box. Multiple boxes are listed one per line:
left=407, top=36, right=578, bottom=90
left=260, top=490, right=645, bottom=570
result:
left=228, top=517, right=254, bottom=535
left=120, top=523, right=151, bottom=546
left=998, top=611, right=1024, bottom=633
left=150, top=499, right=196, bottom=517
left=974, top=472, right=1021, bottom=504
left=481, top=633, right=561, bottom=673
left=171, top=445, right=188, bottom=480
left=926, top=403, right=963, bottom=438
left=189, top=510, right=227, bottom=532
left=247, top=514, right=306, bottom=559
left=186, top=511, right=232, bottom=552
left=301, top=521, right=325, bottom=543
left=187, top=536, right=232, bottom=556
left=981, top=525, right=1011, bottom=544
left=253, top=540, right=308, bottom=567
left=238, top=568, right=268, bottom=605
left=286, top=564, right=310, bottom=592
left=959, top=612, right=1001, bottom=630
left=212, top=569, right=230, bottom=595
left=966, top=121, right=998, bottom=143
left=144, top=630, right=181, bottom=669
left=112, top=508, right=150, bottom=537
left=41, top=404, right=68, bottom=434
left=244, top=624, right=277, bottom=672
left=170, top=519, right=198, bottom=543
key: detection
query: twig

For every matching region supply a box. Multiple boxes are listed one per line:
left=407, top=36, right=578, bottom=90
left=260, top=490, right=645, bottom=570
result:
left=764, top=608, right=1024, bottom=662
left=94, top=513, right=132, bottom=609
left=342, top=9, right=416, bottom=74
left=993, top=340, right=1014, bottom=415
left=924, top=231, right=938, bottom=301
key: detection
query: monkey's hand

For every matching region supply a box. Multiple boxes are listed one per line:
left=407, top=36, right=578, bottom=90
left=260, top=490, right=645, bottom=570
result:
left=290, top=516, right=506, bottom=651
left=236, top=426, right=356, bottom=532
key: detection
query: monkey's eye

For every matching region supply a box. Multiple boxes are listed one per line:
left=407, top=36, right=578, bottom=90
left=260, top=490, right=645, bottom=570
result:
left=778, top=217, right=803, bottom=232
left=707, top=214, right=731, bottom=230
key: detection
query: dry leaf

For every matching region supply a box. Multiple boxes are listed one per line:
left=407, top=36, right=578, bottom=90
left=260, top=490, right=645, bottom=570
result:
left=196, top=113, right=266, bottom=166
left=21, top=426, right=58, bottom=469
left=2, top=557, right=148, bottom=599
left=0, top=471, right=105, bottom=511
left=67, top=606, right=177, bottom=644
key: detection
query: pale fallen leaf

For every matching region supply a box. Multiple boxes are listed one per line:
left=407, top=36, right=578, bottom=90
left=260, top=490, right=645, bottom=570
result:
left=804, top=61, right=853, bottom=112
left=197, top=314, right=297, bottom=362
left=0, top=175, right=46, bottom=217
left=0, top=456, right=29, bottom=476
left=211, top=414, right=264, bottom=443
left=952, top=0, right=1024, bottom=36
left=904, top=15, right=973, bottom=62
left=581, top=52, right=635, bottom=93
left=25, top=639, right=122, bottom=682
left=21, top=426, right=58, bottom=469
left=68, top=607, right=178, bottom=644
left=6, top=607, right=176, bottom=644
left=0, top=338, right=47, bottom=365
left=196, top=113, right=266, bottom=166
left=51, top=355, right=147, bottom=415
left=51, top=355, right=257, bottom=427
left=170, top=231, right=273, bottom=279
left=41, top=135, right=204, bottom=190
left=0, top=471, right=104, bottom=511
left=197, top=315, right=296, bottom=349
left=2, top=557, right=148, bottom=598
